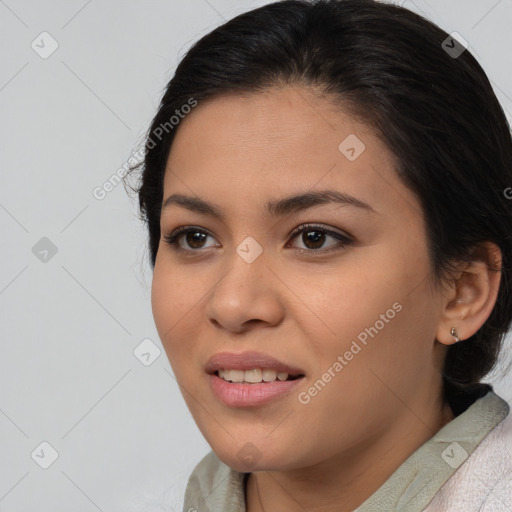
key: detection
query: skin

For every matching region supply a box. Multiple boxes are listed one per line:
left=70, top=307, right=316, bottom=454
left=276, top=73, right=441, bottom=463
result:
left=151, top=85, right=501, bottom=512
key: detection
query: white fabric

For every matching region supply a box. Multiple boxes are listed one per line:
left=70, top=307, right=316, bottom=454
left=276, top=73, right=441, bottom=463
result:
left=425, top=410, right=512, bottom=511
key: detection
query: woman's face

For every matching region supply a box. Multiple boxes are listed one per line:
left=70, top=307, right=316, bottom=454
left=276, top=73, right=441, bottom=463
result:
left=152, top=86, right=450, bottom=472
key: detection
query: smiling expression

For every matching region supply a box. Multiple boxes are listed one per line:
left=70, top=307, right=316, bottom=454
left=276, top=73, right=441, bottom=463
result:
left=151, top=85, right=450, bottom=472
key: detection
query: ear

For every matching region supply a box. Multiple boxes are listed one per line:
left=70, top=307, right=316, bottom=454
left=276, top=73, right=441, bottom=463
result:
left=436, top=241, right=502, bottom=345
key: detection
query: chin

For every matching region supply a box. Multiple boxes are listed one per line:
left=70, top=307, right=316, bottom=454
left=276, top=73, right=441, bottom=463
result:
left=210, top=437, right=298, bottom=473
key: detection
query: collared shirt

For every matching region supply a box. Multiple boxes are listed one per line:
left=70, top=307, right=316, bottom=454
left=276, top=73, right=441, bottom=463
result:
left=182, top=384, right=510, bottom=512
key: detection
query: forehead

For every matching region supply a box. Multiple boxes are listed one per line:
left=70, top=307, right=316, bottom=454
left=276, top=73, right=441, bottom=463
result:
left=163, top=86, right=420, bottom=221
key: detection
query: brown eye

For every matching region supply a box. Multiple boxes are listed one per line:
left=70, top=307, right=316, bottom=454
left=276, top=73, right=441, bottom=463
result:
left=163, top=226, right=219, bottom=252
left=288, top=224, right=354, bottom=253
left=300, top=229, right=326, bottom=250
left=184, top=231, right=208, bottom=249
left=163, top=223, right=354, bottom=256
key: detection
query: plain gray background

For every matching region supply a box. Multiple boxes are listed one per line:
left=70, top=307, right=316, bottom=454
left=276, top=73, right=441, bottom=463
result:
left=1, top=0, right=511, bottom=510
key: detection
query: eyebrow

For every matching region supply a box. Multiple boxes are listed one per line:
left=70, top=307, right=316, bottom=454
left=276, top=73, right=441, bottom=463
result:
left=162, top=189, right=376, bottom=221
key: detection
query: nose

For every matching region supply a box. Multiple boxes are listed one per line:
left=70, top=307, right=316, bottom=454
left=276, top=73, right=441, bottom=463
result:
left=204, top=248, right=285, bottom=334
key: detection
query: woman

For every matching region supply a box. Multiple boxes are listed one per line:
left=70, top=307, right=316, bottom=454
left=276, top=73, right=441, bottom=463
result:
left=125, top=0, right=512, bottom=510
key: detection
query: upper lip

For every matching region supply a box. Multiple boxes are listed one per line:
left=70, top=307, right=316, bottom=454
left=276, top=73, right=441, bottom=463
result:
left=205, top=351, right=305, bottom=375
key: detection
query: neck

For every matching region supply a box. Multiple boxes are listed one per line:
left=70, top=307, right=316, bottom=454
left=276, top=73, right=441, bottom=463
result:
left=245, top=396, right=454, bottom=512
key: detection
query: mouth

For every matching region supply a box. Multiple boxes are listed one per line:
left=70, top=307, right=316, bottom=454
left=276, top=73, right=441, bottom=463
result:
left=205, top=350, right=305, bottom=376
left=206, top=351, right=306, bottom=407
left=214, top=368, right=304, bottom=384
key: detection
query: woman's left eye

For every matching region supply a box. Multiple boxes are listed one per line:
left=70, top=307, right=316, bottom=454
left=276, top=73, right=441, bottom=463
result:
left=287, top=224, right=354, bottom=253
left=162, top=223, right=354, bottom=255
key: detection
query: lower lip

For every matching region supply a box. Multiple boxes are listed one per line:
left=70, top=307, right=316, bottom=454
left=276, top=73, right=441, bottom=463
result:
left=209, top=373, right=304, bottom=407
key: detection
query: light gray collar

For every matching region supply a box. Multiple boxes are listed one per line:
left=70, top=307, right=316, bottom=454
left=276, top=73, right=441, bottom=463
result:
left=183, top=390, right=510, bottom=512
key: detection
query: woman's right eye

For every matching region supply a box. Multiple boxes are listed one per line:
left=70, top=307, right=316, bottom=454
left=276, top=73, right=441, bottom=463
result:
left=162, top=223, right=355, bottom=257
left=163, top=226, right=219, bottom=253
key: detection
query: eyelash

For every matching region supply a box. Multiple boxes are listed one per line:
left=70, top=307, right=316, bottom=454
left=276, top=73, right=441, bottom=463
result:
left=162, top=223, right=354, bottom=256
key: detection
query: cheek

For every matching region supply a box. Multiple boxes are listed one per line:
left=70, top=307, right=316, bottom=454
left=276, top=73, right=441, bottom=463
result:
left=151, top=264, right=172, bottom=340
left=290, top=245, right=432, bottom=378
left=151, top=261, right=197, bottom=364
left=288, top=256, right=408, bottom=345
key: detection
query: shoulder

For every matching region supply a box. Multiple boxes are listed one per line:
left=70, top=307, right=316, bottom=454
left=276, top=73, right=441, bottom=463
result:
left=425, top=407, right=512, bottom=512
left=183, top=451, right=247, bottom=512
left=185, top=450, right=231, bottom=494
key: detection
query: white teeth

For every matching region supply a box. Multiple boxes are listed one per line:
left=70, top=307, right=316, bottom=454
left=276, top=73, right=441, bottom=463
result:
left=218, top=368, right=297, bottom=383
left=244, top=369, right=262, bottom=383
left=228, top=369, right=244, bottom=383
left=262, top=369, right=277, bottom=382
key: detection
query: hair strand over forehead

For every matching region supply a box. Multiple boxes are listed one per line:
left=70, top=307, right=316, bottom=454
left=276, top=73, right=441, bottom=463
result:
left=123, top=0, right=512, bottom=398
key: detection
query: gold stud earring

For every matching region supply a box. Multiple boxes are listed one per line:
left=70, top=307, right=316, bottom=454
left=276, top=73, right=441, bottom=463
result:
left=450, top=327, right=460, bottom=343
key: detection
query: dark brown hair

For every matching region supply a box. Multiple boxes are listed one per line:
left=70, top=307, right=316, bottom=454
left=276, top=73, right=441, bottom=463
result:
left=124, top=0, right=512, bottom=399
